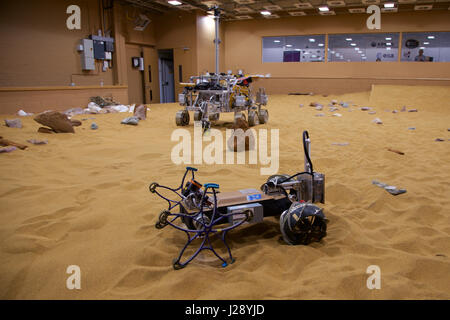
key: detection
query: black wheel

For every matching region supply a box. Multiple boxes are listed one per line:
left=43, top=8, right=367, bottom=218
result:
left=258, top=109, right=269, bottom=124
left=194, top=110, right=203, bottom=121
left=176, top=110, right=190, bottom=126
left=248, top=110, right=260, bottom=127
left=280, top=202, right=327, bottom=245
left=172, top=258, right=186, bottom=270
left=155, top=210, right=170, bottom=229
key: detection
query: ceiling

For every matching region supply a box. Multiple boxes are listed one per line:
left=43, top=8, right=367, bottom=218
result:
left=121, top=0, right=450, bottom=19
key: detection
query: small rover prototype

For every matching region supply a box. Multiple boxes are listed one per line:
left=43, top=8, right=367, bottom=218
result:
left=149, top=131, right=328, bottom=269
left=175, top=6, right=269, bottom=130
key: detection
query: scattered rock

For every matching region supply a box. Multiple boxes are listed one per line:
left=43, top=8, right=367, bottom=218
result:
left=331, top=99, right=338, bottom=105
left=340, top=102, right=349, bottom=108
left=372, top=180, right=407, bottom=196
left=332, top=142, right=349, bottom=146
left=90, top=96, right=120, bottom=108
left=401, top=106, right=406, bottom=112
left=27, top=139, right=48, bottom=145
left=392, top=110, right=398, bottom=114
left=103, top=106, right=119, bottom=113
left=34, top=111, right=75, bottom=133
left=368, top=111, right=377, bottom=115
left=315, top=105, right=323, bottom=111
left=315, top=113, right=325, bottom=117
left=408, top=109, right=418, bottom=112
left=0, top=146, right=18, bottom=153
left=372, top=118, right=383, bottom=124
left=408, top=127, right=416, bottom=130
left=361, top=107, right=371, bottom=111
left=309, top=102, right=318, bottom=107
left=17, top=110, right=33, bottom=117
left=387, top=148, right=405, bottom=155
left=134, top=104, right=147, bottom=120
left=435, top=138, right=444, bottom=142
left=91, top=123, right=99, bottom=130
left=70, top=119, right=82, bottom=127
left=5, top=119, right=22, bottom=128
left=227, top=128, right=256, bottom=152
left=121, top=116, right=140, bottom=126
left=329, top=107, right=339, bottom=112
left=299, top=104, right=304, bottom=108
left=109, top=105, right=130, bottom=113
left=332, top=113, right=342, bottom=117
left=0, top=136, right=28, bottom=150
left=37, top=127, right=54, bottom=134
left=86, top=102, right=102, bottom=114
left=64, top=108, right=84, bottom=116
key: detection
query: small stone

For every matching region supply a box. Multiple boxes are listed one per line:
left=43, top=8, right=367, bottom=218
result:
left=0, top=146, right=18, bottom=153
left=372, top=180, right=407, bottom=196
left=408, top=109, right=418, bottom=112
left=70, top=119, right=82, bottom=127
left=372, top=118, right=383, bottom=124
left=331, top=99, right=338, bottom=105
left=332, top=113, right=342, bottom=117
left=5, top=119, right=22, bottom=128
left=329, top=107, right=339, bottom=112
left=34, top=111, right=74, bottom=133
left=38, top=127, right=54, bottom=134
left=392, top=110, right=398, bottom=114
left=368, top=111, right=376, bottom=115
left=332, top=142, right=349, bottom=146
left=91, top=123, right=99, bottom=130
left=309, top=102, right=318, bottom=107
left=17, top=110, right=32, bottom=117
left=408, top=127, right=416, bottom=130
left=340, top=102, right=349, bottom=108
left=134, top=104, right=147, bottom=120
left=361, top=107, right=371, bottom=111
left=27, top=139, right=48, bottom=145
left=64, top=108, right=84, bottom=116
left=299, top=104, right=304, bottom=108
left=121, top=116, right=140, bottom=126
left=315, top=113, right=325, bottom=117
left=401, top=106, right=406, bottom=112
left=435, top=138, right=444, bottom=142
left=315, top=105, right=323, bottom=111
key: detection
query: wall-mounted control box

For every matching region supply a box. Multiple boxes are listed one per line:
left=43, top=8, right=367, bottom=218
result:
left=80, top=39, right=95, bottom=71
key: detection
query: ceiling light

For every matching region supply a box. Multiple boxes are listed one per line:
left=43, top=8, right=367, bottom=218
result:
left=427, top=35, right=435, bottom=39
left=274, top=40, right=281, bottom=43
left=346, top=38, right=352, bottom=41
left=318, top=6, right=329, bottom=12
left=386, top=43, right=392, bottom=46
left=384, top=3, right=395, bottom=8
left=350, top=43, right=356, bottom=46
left=309, top=38, right=316, bottom=42
left=354, top=47, right=359, bottom=50
left=423, top=42, right=429, bottom=45
left=420, top=46, right=425, bottom=49
left=318, top=43, right=324, bottom=47
left=261, top=10, right=271, bottom=16
left=386, top=47, right=391, bottom=50
left=168, top=0, right=182, bottom=5
left=286, top=44, right=292, bottom=47
left=385, top=37, right=392, bottom=40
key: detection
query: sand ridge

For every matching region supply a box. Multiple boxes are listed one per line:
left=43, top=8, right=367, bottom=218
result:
left=0, top=85, right=449, bottom=299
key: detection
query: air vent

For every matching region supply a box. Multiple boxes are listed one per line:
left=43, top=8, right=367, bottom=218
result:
left=319, top=10, right=336, bottom=15
left=398, top=0, right=416, bottom=3
left=414, top=4, right=433, bottom=10
left=293, top=2, right=313, bottom=9
left=327, top=0, right=346, bottom=7
left=381, top=7, right=398, bottom=12
left=234, top=7, right=253, bottom=13
left=235, top=15, right=253, bottom=19
left=264, top=5, right=282, bottom=11
left=361, top=0, right=380, bottom=4
left=264, top=14, right=280, bottom=19
left=288, top=11, right=307, bottom=16
left=234, top=0, right=255, bottom=4
left=349, top=8, right=366, bottom=13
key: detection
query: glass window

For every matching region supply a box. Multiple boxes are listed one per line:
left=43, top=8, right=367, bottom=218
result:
left=328, top=33, right=400, bottom=62
left=262, top=35, right=326, bottom=63
left=401, top=32, right=450, bottom=62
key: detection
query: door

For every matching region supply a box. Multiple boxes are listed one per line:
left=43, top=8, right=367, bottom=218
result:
left=160, top=58, right=175, bottom=103
left=125, top=44, right=145, bottom=105
left=143, top=47, right=160, bottom=104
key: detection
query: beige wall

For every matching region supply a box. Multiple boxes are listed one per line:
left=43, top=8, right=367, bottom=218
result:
left=224, top=11, right=450, bottom=94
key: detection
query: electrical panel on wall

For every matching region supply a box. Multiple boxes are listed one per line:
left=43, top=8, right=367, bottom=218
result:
left=80, top=39, right=95, bottom=71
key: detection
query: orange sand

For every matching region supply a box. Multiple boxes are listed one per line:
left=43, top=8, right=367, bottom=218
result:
left=0, top=85, right=449, bottom=299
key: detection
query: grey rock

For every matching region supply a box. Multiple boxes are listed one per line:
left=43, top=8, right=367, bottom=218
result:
left=299, top=104, right=304, bottom=108
left=315, top=113, right=325, bottom=117
left=401, top=106, right=406, bottom=112
left=91, top=123, right=99, bottom=130
left=331, top=99, right=338, bottom=105
left=435, top=138, right=444, bottom=142
left=134, top=104, right=147, bottom=120
left=392, top=110, right=398, bottom=114
left=408, top=109, right=418, bottom=112
left=329, top=107, right=339, bottom=112
left=408, top=127, right=416, bottom=130
left=27, top=139, right=48, bottom=145
left=332, top=113, right=342, bottom=117
left=368, top=111, right=376, bottom=115
left=64, top=108, right=84, bottom=116
left=340, top=102, right=349, bottom=108
left=372, top=118, right=383, bottom=124
left=332, top=142, right=349, bottom=146
left=361, top=107, right=371, bottom=111
left=0, top=146, right=18, bottom=153
left=121, top=116, right=140, bottom=126
left=315, top=105, right=323, bottom=111
left=5, top=119, right=22, bottom=128
left=372, top=180, right=407, bottom=196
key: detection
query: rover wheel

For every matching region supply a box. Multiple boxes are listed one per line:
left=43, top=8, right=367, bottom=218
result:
left=248, top=111, right=260, bottom=127
left=280, top=202, right=327, bottom=246
left=176, top=110, right=190, bottom=126
left=234, top=112, right=246, bottom=122
left=208, top=113, right=220, bottom=122
left=258, top=109, right=269, bottom=124
left=194, top=110, right=203, bottom=121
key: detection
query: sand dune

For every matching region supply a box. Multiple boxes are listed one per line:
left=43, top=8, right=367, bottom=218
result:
left=0, top=85, right=449, bottom=299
